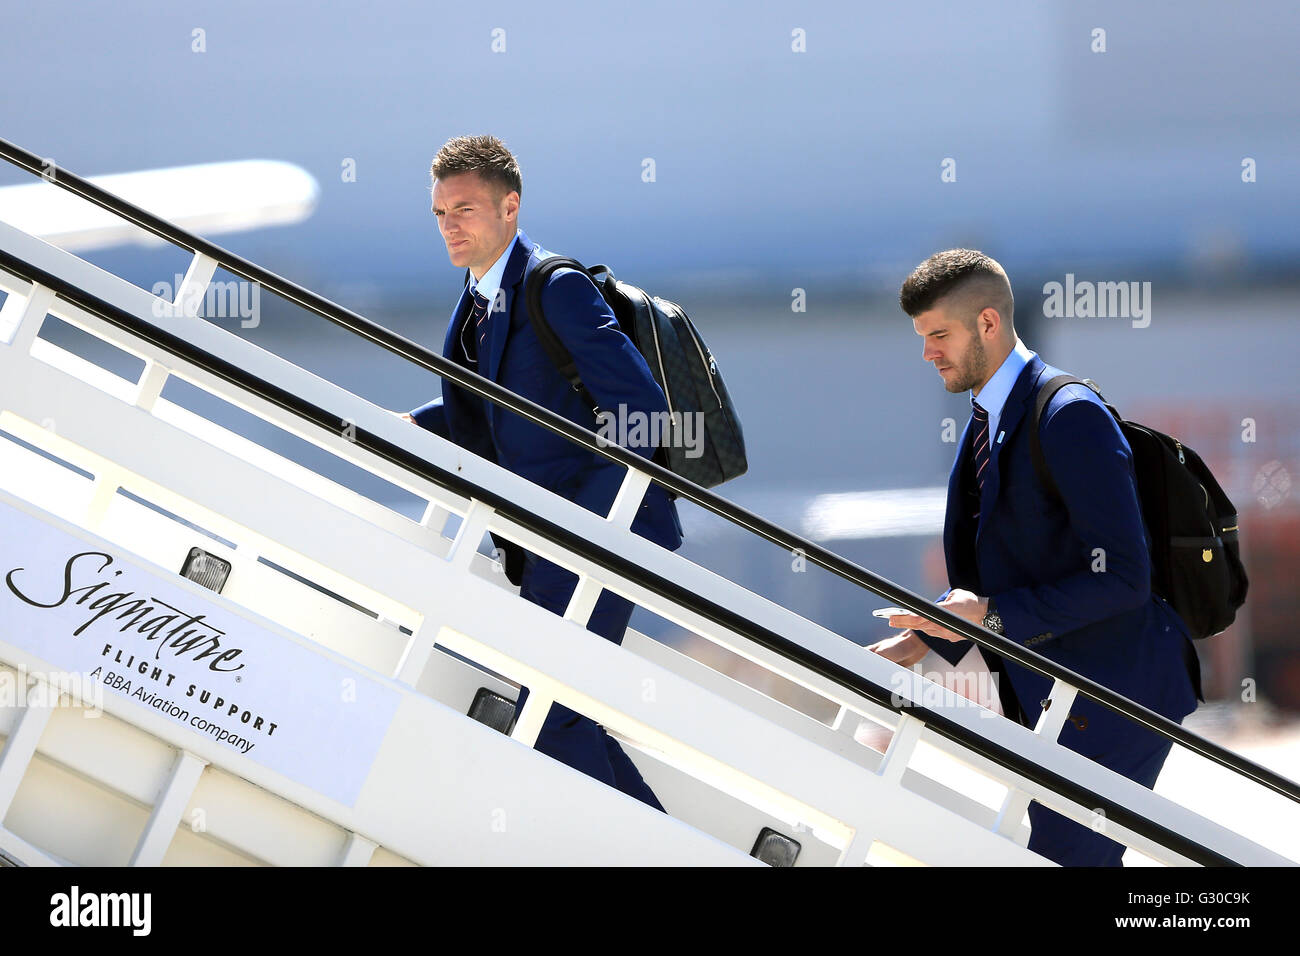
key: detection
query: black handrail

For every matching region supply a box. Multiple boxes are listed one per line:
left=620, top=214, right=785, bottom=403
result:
left=0, top=243, right=1239, bottom=866
left=1, top=136, right=1295, bottom=852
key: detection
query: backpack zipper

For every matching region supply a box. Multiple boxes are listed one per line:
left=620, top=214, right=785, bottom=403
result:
left=640, top=287, right=676, bottom=420
left=663, top=299, right=723, bottom=410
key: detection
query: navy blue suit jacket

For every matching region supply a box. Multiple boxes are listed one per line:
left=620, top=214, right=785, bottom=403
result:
left=921, top=354, right=1199, bottom=757
left=410, top=229, right=682, bottom=551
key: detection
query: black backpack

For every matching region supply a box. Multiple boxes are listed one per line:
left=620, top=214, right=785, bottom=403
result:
left=1030, top=375, right=1248, bottom=640
left=523, top=257, right=747, bottom=489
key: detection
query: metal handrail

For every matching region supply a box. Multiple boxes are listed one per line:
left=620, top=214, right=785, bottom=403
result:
left=0, top=244, right=1241, bottom=866
left=1, top=136, right=1295, bottom=854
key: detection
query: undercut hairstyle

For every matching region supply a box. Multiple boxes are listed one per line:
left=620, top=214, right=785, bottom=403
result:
left=431, top=135, right=522, bottom=199
left=899, top=249, right=1014, bottom=330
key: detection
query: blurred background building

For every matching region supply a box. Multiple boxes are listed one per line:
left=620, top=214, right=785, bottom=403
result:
left=3, top=0, right=1298, bottom=720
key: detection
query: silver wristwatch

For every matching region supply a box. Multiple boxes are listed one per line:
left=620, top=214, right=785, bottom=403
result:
left=982, top=599, right=1003, bottom=634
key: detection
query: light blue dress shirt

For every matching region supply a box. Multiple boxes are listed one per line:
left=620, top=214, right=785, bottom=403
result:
left=972, top=337, right=1036, bottom=447
left=468, top=228, right=522, bottom=309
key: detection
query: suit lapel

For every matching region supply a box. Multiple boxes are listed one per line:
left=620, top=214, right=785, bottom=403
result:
left=976, top=354, right=1047, bottom=537
left=484, top=229, right=536, bottom=384
left=444, top=284, right=473, bottom=359
left=943, top=415, right=973, bottom=582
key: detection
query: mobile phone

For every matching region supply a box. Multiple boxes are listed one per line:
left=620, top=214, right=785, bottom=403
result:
left=872, top=607, right=910, bottom=619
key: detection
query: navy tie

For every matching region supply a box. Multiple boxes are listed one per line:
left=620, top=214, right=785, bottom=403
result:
left=970, top=399, right=990, bottom=521
left=461, top=289, right=492, bottom=366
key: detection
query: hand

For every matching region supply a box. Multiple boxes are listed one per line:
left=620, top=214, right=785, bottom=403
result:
left=884, top=589, right=988, bottom=643
left=392, top=410, right=416, bottom=425
left=867, top=629, right=929, bottom=667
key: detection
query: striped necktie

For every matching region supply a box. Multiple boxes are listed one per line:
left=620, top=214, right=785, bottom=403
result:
left=970, top=399, right=990, bottom=521
left=461, top=289, right=492, bottom=366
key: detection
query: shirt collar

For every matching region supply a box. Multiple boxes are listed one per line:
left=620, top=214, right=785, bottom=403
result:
left=972, top=337, right=1035, bottom=419
left=469, top=229, right=521, bottom=306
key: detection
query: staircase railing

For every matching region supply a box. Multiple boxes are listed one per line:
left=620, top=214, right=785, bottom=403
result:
left=1, top=136, right=1295, bottom=866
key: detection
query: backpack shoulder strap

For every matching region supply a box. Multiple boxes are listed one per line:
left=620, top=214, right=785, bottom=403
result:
left=1030, top=374, right=1090, bottom=503
left=523, top=255, right=601, bottom=414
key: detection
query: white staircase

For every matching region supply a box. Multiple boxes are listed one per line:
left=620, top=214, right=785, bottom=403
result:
left=0, top=140, right=1295, bottom=867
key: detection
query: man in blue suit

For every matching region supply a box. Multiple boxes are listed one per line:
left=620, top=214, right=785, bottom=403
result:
left=878, top=249, right=1201, bottom=865
left=401, top=135, right=681, bottom=810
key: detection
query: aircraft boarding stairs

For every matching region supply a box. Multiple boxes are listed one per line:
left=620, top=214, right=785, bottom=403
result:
left=0, top=138, right=1296, bottom=867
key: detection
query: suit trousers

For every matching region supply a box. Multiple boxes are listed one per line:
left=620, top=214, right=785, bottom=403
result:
left=1026, top=733, right=1175, bottom=866
left=513, top=550, right=665, bottom=811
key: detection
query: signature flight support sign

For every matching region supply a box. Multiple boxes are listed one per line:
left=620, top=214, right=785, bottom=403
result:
left=0, top=497, right=401, bottom=808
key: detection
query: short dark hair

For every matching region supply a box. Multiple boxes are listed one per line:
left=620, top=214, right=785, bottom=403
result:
left=431, top=135, right=522, bottom=199
left=899, top=249, right=1014, bottom=327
